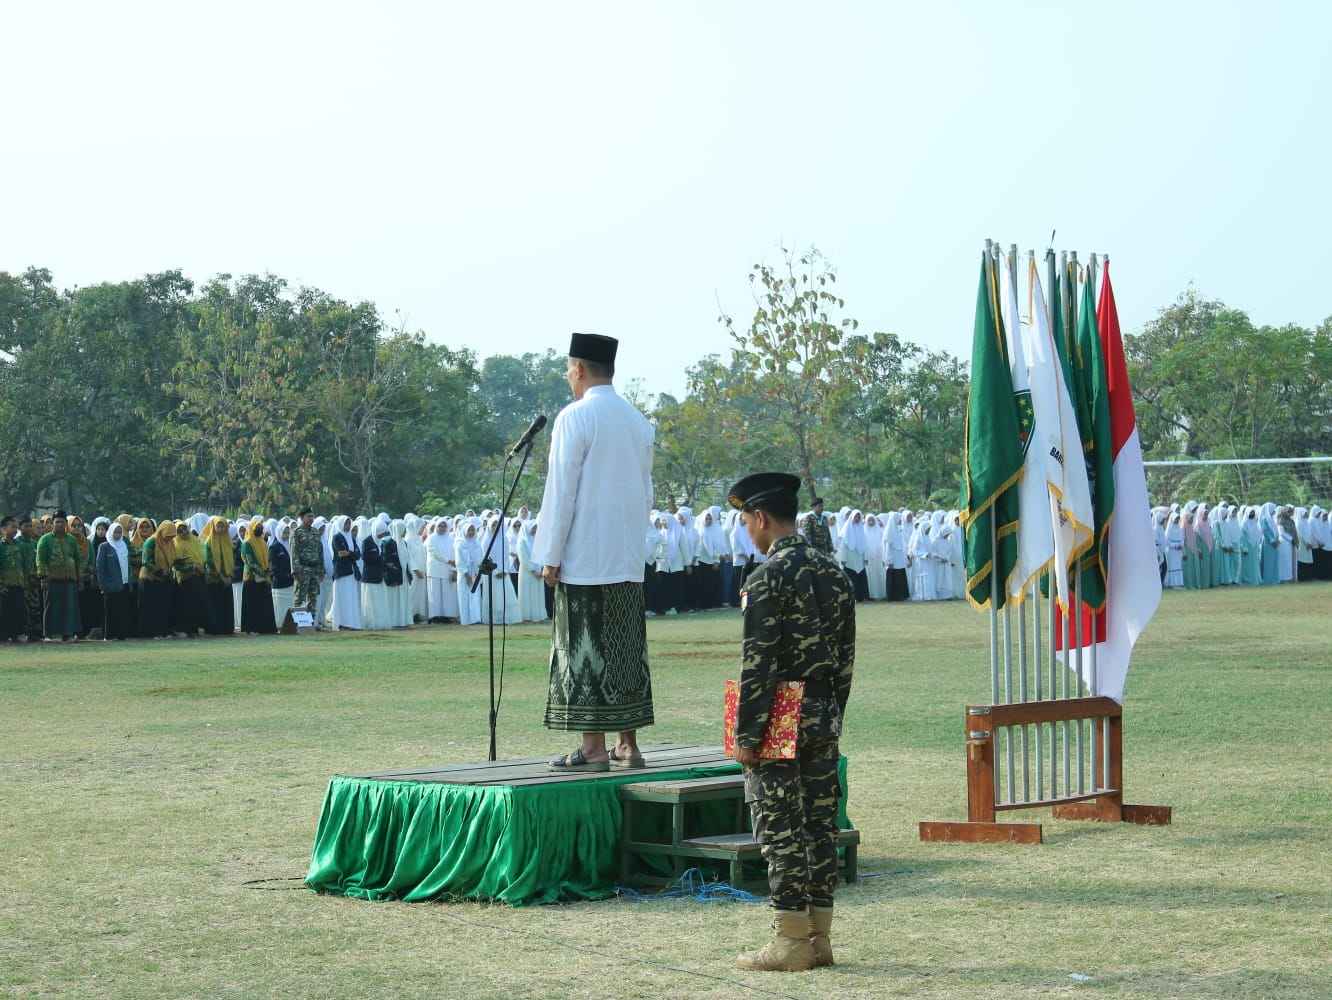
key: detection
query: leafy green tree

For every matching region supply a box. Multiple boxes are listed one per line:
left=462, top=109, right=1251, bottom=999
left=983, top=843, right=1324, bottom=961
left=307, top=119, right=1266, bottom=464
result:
left=720, top=247, right=865, bottom=498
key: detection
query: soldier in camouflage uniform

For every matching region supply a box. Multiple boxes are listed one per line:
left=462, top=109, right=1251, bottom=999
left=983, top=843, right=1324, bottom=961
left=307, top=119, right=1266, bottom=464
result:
left=291, top=509, right=324, bottom=619
left=728, top=473, right=855, bottom=973
left=800, top=496, right=834, bottom=555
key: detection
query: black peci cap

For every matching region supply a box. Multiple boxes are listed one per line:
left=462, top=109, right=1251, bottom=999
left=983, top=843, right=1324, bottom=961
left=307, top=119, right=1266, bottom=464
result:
left=727, top=472, right=801, bottom=512
left=569, top=332, right=618, bottom=367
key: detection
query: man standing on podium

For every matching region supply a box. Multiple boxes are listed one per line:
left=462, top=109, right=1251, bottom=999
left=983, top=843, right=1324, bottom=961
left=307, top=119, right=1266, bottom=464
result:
left=534, top=333, right=656, bottom=772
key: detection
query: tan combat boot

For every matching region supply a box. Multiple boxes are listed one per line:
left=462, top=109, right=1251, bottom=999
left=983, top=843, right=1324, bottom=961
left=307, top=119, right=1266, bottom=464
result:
left=809, top=906, right=834, bottom=967
left=735, top=910, right=816, bottom=972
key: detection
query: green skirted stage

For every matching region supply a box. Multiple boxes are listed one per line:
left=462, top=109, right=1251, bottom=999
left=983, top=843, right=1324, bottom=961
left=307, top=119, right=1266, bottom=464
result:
left=305, top=744, right=851, bottom=906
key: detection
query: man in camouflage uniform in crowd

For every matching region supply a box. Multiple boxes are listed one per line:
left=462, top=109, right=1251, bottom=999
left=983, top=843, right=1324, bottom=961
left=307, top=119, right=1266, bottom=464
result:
left=728, top=472, right=856, bottom=973
left=801, top=496, right=834, bottom=555
left=291, top=509, right=324, bottom=620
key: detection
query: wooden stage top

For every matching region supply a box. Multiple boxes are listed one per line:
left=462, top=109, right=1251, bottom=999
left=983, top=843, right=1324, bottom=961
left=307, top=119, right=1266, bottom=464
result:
left=350, top=744, right=734, bottom=788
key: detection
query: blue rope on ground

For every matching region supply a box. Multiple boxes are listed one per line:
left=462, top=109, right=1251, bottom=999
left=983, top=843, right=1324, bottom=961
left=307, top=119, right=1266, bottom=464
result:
left=615, top=868, right=764, bottom=904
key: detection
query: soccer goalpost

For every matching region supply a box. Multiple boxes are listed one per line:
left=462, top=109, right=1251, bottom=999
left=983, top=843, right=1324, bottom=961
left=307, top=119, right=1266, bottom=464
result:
left=1142, top=457, right=1331, bottom=508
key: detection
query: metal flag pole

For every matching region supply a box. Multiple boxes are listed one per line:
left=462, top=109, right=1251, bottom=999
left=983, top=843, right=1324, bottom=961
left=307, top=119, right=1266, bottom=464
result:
left=1100, top=252, right=1112, bottom=792
left=984, top=240, right=1002, bottom=807
left=1087, top=252, right=1101, bottom=791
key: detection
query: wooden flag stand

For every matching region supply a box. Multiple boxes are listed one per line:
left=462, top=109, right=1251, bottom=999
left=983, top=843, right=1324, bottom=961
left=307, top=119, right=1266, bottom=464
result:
left=919, top=697, right=1171, bottom=844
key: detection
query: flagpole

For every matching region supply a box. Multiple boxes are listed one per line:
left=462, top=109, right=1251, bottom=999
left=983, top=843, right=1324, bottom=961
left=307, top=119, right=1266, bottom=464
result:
left=1046, top=247, right=1061, bottom=801
left=1087, top=253, right=1102, bottom=791
left=983, top=240, right=1003, bottom=809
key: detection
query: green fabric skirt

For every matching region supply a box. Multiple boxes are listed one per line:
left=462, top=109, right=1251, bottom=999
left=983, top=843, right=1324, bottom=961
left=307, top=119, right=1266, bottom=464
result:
left=544, top=581, right=654, bottom=733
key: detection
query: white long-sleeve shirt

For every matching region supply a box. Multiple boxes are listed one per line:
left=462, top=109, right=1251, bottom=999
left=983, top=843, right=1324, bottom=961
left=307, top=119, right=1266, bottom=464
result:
left=532, top=384, right=654, bottom=585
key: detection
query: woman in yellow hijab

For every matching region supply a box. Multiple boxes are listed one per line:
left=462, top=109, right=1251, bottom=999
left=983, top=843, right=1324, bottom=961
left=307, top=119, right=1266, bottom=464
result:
left=239, top=516, right=277, bottom=635
left=172, top=520, right=209, bottom=638
left=201, top=517, right=235, bottom=635
left=138, top=521, right=177, bottom=638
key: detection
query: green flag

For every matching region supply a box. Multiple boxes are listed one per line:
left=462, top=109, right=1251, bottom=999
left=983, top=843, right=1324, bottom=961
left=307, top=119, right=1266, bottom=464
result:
left=961, top=254, right=1023, bottom=610
left=1073, top=275, right=1114, bottom=611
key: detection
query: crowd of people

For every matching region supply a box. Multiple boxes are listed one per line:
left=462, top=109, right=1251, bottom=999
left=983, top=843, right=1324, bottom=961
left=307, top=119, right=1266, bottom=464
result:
left=643, top=499, right=966, bottom=615
left=1154, top=502, right=1331, bottom=587
left=0, top=507, right=554, bottom=643
left=2, top=498, right=1327, bottom=644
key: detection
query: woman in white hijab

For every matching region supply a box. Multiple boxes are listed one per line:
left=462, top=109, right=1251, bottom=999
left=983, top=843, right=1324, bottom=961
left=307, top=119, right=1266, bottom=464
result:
left=403, top=513, right=430, bottom=623
left=358, top=514, right=394, bottom=629
left=479, top=517, right=521, bottom=625
left=1163, top=511, right=1185, bottom=588
left=927, top=511, right=953, bottom=600
left=907, top=516, right=934, bottom=601
left=883, top=512, right=909, bottom=601
left=269, top=521, right=296, bottom=627
left=1294, top=507, right=1314, bottom=582
left=454, top=519, right=483, bottom=625
left=426, top=518, right=458, bottom=622
left=96, top=521, right=134, bottom=640
left=863, top=513, right=887, bottom=601
left=694, top=508, right=726, bottom=610
left=837, top=510, right=869, bottom=601
left=388, top=519, right=413, bottom=627
left=517, top=518, right=548, bottom=622
left=1238, top=505, right=1262, bottom=586
left=728, top=510, right=756, bottom=606
left=1275, top=505, right=1296, bottom=583
left=946, top=511, right=966, bottom=599
left=328, top=515, right=362, bottom=630
left=674, top=508, right=698, bottom=611
left=655, top=512, right=686, bottom=615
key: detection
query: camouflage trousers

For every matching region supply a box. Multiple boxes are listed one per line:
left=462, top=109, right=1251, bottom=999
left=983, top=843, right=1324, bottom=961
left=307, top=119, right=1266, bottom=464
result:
left=294, top=570, right=321, bottom=613
left=744, top=737, right=841, bottom=911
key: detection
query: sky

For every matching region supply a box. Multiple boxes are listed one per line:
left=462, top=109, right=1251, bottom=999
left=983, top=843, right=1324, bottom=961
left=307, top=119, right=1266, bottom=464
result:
left=4, top=1, right=1330, bottom=399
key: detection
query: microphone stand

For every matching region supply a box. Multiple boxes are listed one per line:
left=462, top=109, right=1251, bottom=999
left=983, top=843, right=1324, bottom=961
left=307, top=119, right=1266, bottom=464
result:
left=472, top=436, right=537, bottom=762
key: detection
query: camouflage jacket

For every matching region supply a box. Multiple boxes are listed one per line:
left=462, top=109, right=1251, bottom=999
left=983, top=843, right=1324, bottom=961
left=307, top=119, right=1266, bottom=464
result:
left=291, top=525, right=324, bottom=570
left=801, top=515, right=834, bottom=555
left=737, top=534, right=855, bottom=750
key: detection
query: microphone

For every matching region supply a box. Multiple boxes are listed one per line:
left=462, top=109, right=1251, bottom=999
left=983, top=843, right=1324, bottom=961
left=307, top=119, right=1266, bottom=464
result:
left=507, top=414, right=547, bottom=459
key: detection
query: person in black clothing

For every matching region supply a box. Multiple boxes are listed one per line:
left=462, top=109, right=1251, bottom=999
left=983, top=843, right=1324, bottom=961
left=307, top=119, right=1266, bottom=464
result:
left=381, top=523, right=405, bottom=627
left=360, top=517, right=390, bottom=629
left=329, top=515, right=362, bottom=629
left=268, top=523, right=296, bottom=627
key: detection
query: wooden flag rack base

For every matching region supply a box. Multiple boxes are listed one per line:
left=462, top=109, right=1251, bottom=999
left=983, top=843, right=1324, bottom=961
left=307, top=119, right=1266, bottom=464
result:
left=918, top=696, right=1171, bottom=846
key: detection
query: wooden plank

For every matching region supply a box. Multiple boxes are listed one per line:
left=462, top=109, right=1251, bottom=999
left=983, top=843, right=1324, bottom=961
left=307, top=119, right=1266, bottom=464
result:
left=965, top=709, right=996, bottom=823
left=1051, top=795, right=1123, bottom=822
left=370, top=749, right=733, bottom=786
left=681, top=829, right=860, bottom=853
left=1122, top=804, right=1172, bottom=826
left=994, top=787, right=1120, bottom=812
left=621, top=775, right=745, bottom=796
left=918, top=820, right=1042, bottom=845
left=354, top=743, right=707, bottom=779
left=985, top=696, right=1120, bottom=728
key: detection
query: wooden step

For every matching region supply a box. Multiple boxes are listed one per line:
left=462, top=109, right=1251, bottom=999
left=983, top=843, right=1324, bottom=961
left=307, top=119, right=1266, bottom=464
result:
left=682, top=829, right=861, bottom=855
left=620, top=775, right=745, bottom=798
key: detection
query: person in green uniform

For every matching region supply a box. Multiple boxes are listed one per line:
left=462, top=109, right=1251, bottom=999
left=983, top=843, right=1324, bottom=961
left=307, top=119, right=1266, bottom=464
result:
left=18, top=517, right=42, bottom=637
left=35, top=510, right=83, bottom=641
left=0, top=515, right=28, bottom=641
left=728, top=472, right=856, bottom=973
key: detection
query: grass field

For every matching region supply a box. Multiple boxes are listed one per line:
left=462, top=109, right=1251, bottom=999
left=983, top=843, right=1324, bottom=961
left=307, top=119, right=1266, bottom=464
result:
left=2, top=583, right=1329, bottom=999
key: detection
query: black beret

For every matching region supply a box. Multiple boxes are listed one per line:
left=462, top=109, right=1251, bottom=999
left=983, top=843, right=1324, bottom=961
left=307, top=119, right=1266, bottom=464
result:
left=569, top=332, right=618, bottom=366
left=727, top=472, right=801, bottom=511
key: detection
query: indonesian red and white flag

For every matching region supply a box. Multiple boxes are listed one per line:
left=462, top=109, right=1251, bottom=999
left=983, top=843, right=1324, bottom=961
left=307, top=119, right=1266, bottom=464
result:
left=1087, top=262, right=1160, bottom=701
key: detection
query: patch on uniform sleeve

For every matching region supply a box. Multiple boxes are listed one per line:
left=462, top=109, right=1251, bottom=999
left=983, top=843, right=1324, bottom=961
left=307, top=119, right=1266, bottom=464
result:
left=739, top=589, right=748, bottom=611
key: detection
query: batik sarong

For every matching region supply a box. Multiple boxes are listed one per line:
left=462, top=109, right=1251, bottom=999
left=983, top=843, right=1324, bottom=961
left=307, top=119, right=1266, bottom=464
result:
left=544, top=581, right=654, bottom=732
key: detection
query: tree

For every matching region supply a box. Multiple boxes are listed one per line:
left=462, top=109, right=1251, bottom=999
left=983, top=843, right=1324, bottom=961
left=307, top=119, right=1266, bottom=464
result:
left=721, top=247, right=866, bottom=499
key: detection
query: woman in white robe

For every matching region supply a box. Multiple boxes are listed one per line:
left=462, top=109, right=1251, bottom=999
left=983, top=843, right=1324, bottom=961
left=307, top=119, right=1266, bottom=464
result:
left=426, top=518, right=458, bottom=621
left=389, top=519, right=414, bottom=627
left=946, top=511, right=966, bottom=599
left=908, top=517, right=935, bottom=601
left=863, top=514, right=887, bottom=600
left=479, top=518, right=521, bottom=625
left=1164, top=512, right=1185, bottom=588
left=883, top=511, right=909, bottom=601
left=454, top=520, right=483, bottom=625
left=403, top=514, right=430, bottom=622
left=927, top=511, right=951, bottom=599
left=517, top=519, right=548, bottom=622
left=328, top=515, right=363, bottom=629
